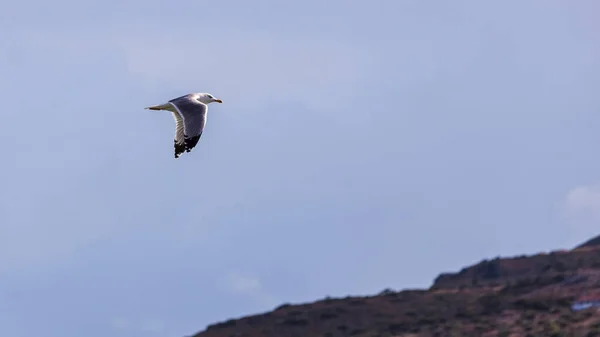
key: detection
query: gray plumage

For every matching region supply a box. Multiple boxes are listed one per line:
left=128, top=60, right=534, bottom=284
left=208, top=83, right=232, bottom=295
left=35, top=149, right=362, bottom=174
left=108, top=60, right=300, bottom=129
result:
left=145, top=92, right=223, bottom=158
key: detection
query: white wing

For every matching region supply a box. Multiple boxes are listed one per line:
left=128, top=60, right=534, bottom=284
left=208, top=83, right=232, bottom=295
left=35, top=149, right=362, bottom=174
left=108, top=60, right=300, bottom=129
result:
left=170, top=110, right=186, bottom=158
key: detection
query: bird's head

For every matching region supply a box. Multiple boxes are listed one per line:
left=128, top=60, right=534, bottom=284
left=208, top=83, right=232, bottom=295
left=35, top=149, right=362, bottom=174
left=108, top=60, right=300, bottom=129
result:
left=197, top=93, right=223, bottom=104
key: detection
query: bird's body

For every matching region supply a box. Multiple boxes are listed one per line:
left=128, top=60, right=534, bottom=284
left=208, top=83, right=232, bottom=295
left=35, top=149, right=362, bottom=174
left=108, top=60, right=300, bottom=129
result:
left=145, top=92, right=223, bottom=158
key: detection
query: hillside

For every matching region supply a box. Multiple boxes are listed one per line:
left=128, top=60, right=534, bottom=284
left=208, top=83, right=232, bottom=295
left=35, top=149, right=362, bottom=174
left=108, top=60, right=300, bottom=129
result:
left=189, top=235, right=600, bottom=337
left=576, top=235, right=600, bottom=250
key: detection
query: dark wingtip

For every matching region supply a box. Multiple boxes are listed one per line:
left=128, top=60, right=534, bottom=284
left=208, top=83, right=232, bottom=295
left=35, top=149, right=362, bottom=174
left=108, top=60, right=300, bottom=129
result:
left=184, top=134, right=202, bottom=153
left=174, top=139, right=186, bottom=159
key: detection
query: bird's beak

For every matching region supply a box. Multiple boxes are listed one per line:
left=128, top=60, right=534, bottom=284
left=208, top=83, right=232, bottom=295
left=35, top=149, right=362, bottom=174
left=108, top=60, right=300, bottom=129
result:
left=214, top=99, right=223, bottom=103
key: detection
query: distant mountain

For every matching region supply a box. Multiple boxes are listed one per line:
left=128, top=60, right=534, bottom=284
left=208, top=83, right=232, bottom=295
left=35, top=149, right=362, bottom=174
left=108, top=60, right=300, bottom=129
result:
left=575, top=234, right=600, bottom=250
left=189, top=235, right=600, bottom=337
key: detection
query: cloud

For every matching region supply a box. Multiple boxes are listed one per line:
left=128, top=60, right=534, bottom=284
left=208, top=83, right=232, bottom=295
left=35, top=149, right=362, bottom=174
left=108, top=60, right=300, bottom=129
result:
left=9, top=25, right=373, bottom=125
left=110, top=317, right=166, bottom=335
left=224, top=272, right=279, bottom=309
left=226, top=272, right=262, bottom=294
left=565, top=185, right=600, bottom=220
left=117, top=29, right=369, bottom=111
left=563, top=185, right=600, bottom=240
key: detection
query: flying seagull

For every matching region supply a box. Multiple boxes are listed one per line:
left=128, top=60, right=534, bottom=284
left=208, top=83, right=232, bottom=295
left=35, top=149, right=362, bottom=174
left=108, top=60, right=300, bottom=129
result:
left=145, top=92, right=223, bottom=158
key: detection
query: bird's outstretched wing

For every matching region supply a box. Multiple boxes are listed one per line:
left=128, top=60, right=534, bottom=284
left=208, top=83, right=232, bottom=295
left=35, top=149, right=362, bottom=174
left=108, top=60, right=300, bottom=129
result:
left=168, top=96, right=207, bottom=158
left=170, top=110, right=186, bottom=158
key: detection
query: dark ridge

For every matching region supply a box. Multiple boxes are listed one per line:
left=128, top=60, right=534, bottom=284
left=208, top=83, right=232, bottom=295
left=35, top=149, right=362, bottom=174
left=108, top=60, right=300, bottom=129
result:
left=189, top=235, right=600, bottom=337
left=575, top=234, right=600, bottom=249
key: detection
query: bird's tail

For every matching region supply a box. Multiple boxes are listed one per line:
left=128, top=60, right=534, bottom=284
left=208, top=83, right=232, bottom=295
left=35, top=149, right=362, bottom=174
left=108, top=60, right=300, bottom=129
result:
left=145, top=103, right=171, bottom=111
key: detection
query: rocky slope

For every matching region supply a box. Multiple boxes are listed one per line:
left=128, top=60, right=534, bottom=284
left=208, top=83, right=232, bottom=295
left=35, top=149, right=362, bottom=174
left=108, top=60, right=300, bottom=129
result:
left=189, top=235, right=600, bottom=337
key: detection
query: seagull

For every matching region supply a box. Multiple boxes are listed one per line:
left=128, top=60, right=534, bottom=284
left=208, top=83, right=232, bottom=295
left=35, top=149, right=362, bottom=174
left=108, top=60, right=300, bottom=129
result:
left=145, top=93, right=223, bottom=158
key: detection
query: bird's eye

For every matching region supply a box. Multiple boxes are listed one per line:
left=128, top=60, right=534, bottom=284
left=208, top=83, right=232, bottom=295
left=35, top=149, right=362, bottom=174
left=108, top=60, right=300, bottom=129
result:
left=207, top=95, right=213, bottom=98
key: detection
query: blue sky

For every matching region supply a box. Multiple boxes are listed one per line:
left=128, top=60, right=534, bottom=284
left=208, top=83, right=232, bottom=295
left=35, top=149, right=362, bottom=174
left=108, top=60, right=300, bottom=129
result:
left=1, top=0, right=600, bottom=336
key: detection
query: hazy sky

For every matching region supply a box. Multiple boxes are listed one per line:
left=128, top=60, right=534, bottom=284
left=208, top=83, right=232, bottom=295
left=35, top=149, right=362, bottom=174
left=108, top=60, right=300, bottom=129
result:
left=1, top=1, right=600, bottom=336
